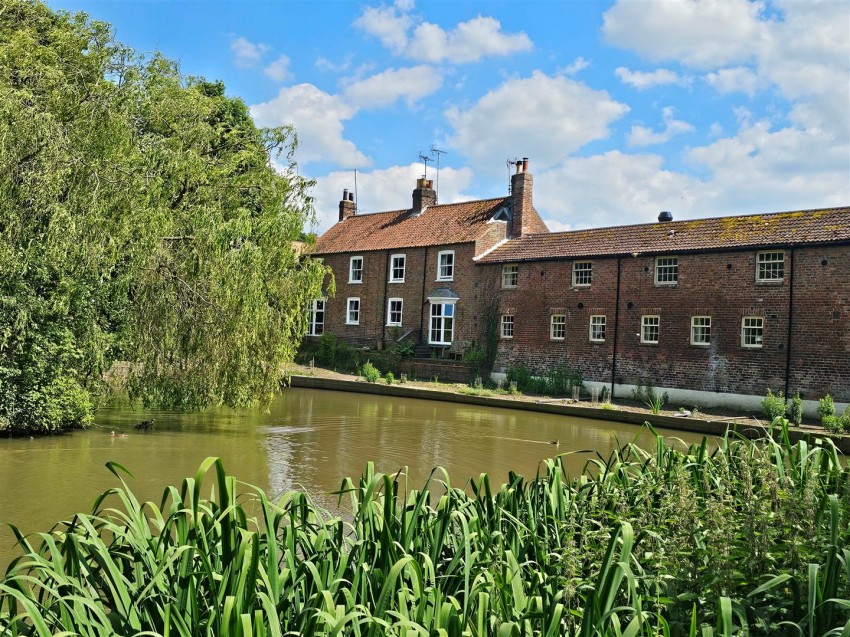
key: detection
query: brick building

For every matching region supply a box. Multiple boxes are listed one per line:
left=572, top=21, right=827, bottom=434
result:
left=313, top=162, right=850, bottom=415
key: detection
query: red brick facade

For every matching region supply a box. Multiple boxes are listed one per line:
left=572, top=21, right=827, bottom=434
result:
left=313, top=167, right=850, bottom=408
left=487, top=244, right=850, bottom=404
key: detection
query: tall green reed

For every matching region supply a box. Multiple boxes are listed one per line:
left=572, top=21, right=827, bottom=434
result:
left=1, top=421, right=848, bottom=636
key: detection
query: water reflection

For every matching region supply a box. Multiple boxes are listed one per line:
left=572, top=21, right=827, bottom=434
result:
left=0, top=388, right=708, bottom=568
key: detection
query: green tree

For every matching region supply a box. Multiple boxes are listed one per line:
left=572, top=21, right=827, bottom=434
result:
left=0, top=1, right=328, bottom=432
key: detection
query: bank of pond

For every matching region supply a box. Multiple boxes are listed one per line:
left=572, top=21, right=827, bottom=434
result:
left=1, top=421, right=848, bottom=636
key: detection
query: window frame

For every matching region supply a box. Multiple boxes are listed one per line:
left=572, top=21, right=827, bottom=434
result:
left=572, top=261, right=592, bottom=287
left=741, top=316, right=764, bottom=348
left=386, top=298, right=403, bottom=327
left=428, top=300, right=456, bottom=345
left=756, top=251, right=785, bottom=283
left=550, top=314, right=566, bottom=341
left=346, top=297, right=360, bottom=325
left=502, top=264, right=519, bottom=288
left=654, top=256, right=679, bottom=286
left=641, top=315, right=660, bottom=344
left=307, top=299, right=325, bottom=336
left=690, top=316, right=711, bottom=346
left=589, top=315, right=606, bottom=343
left=389, top=253, right=406, bottom=283
left=348, top=256, right=364, bottom=284
left=436, top=250, right=455, bottom=281
left=500, top=314, right=514, bottom=339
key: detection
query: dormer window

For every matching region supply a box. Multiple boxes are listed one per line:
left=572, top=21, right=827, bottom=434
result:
left=492, top=206, right=511, bottom=222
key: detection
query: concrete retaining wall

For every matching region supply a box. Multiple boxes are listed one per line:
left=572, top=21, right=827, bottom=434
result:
left=289, top=375, right=850, bottom=453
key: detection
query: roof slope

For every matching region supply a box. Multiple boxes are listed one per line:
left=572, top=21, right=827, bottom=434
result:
left=315, top=197, right=512, bottom=254
left=478, top=207, right=850, bottom=263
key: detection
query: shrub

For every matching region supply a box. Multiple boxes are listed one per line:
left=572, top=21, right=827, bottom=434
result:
left=462, top=347, right=485, bottom=364
left=316, top=333, right=357, bottom=371
left=788, top=393, right=804, bottom=426
left=505, top=364, right=533, bottom=391
left=762, top=389, right=787, bottom=421
left=385, top=372, right=395, bottom=385
left=839, top=407, right=850, bottom=433
left=818, top=395, right=836, bottom=421
left=361, top=361, right=380, bottom=383
left=392, top=340, right=415, bottom=358
left=822, top=415, right=842, bottom=434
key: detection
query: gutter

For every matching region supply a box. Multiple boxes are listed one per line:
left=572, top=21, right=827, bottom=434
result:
left=783, top=247, right=795, bottom=399
left=611, top=256, right=622, bottom=398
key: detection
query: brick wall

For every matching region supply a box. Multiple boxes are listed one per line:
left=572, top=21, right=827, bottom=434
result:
left=401, top=360, right=479, bottom=383
left=787, top=245, right=850, bottom=402
left=486, top=244, right=850, bottom=402
left=314, top=242, right=484, bottom=349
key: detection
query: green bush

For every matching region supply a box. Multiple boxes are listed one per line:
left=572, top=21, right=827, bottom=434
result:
left=391, top=340, right=415, bottom=358
left=761, top=389, right=787, bottom=421
left=818, top=394, right=836, bottom=421
left=361, top=361, right=380, bottom=383
left=505, top=363, right=583, bottom=397
left=315, top=333, right=357, bottom=371
left=788, top=392, right=804, bottom=426
left=839, top=407, right=850, bottom=433
left=385, top=372, right=395, bottom=385
left=822, top=415, right=842, bottom=434
left=462, top=346, right=485, bottom=363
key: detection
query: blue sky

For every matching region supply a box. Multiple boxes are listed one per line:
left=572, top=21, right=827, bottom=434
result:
left=50, top=0, right=850, bottom=233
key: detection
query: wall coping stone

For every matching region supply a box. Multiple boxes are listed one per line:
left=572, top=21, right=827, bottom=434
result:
left=289, top=375, right=850, bottom=454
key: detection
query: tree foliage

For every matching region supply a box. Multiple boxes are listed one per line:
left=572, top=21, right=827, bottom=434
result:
left=0, top=0, right=328, bottom=432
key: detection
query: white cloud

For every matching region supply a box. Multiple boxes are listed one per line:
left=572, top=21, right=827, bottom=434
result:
left=250, top=84, right=369, bottom=169
left=615, top=67, right=685, bottom=90
left=264, top=55, right=292, bottom=83
left=309, top=163, right=475, bottom=232
left=355, top=3, right=532, bottom=63
left=353, top=2, right=414, bottom=53
left=602, top=0, right=767, bottom=69
left=628, top=107, right=694, bottom=147
left=704, top=66, right=762, bottom=96
left=445, top=71, right=629, bottom=174
left=532, top=120, right=848, bottom=231
left=561, top=57, right=590, bottom=76
left=686, top=120, right=850, bottom=210
left=230, top=36, right=269, bottom=68
left=343, top=65, right=443, bottom=109
left=603, top=0, right=850, bottom=139
left=407, top=16, right=532, bottom=63
left=535, top=151, right=704, bottom=229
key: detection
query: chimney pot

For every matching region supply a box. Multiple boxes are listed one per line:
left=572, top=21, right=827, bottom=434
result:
left=658, top=211, right=673, bottom=222
left=522, top=157, right=528, bottom=172
left=339, top=188, right=357, bottom=222
left=412, top=176, right=436, bottom=215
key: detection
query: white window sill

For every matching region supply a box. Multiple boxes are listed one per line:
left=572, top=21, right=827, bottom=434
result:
left=348, top=280, right=363, bottom=284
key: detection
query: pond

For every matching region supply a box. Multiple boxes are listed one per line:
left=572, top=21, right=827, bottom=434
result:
left=0, top=387, right=709, bottom=568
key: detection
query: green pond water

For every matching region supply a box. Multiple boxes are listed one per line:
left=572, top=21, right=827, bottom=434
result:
left=0, top=387, right=708, bottom=569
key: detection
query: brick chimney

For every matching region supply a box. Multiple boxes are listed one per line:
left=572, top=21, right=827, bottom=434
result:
left=411, top=178, right=436, bottom=216
left=510, top=157, right=532, bottom=238
left=338, top=188, right=356, bottom=222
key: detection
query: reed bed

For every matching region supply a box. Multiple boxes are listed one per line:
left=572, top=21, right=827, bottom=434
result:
left=1, top=422, right=848, bottom=636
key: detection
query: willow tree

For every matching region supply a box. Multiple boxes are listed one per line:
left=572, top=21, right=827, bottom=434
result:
left=0, top=1, right=328, bottom=432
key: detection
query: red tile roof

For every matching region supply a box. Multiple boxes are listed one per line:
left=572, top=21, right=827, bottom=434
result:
left=315, top=197, right=514, bottom=254
left=477, top=207, right=850, bottom=263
